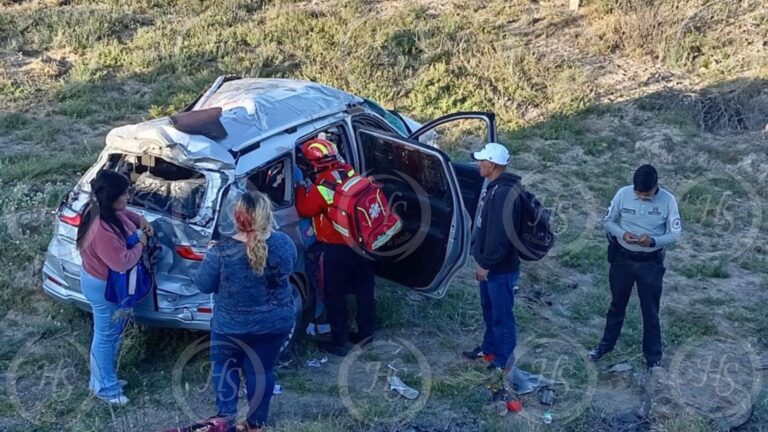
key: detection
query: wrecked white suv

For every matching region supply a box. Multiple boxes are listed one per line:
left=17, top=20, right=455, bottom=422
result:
left=42, top=76, right=497, bottom=336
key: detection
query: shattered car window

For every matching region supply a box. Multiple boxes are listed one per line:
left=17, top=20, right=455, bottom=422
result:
left=246, top=156, right=292, bottom=207
left=105, top=154, right=207, bottom=221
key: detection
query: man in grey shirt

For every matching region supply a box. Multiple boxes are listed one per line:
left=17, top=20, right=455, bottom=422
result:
left=588, top=164, right=682, bottom=370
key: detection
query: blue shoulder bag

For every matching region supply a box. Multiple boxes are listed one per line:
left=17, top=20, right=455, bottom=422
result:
left=105, top=232, right=153, bottom=309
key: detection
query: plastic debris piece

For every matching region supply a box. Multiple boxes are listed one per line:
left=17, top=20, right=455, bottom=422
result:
left=387, top=376, right=419, bottom=400
left=609, top=362, right=633, bottom=373
left=305, top=323, right=331, bottom=336
left=507, top=399, right=523, bottom=413
left=306, top=359, right=322, bottom=368
left=510, top=367, right=561, bottom=395
left=540, top=387, right=556, bottom=405
left=273, top=384, right=283, bottom=395
left=543, top=411, right=554, bottom=424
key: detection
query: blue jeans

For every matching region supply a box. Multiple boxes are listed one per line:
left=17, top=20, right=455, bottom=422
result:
left=210, top=332, right=288, bottom=429
left=479, top=271, right=520, bottom=369
left=81, top=270, right=125, bottom=399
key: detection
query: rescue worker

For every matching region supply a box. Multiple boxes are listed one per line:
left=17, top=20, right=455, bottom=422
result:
left=462, top=143, right=521, bottom=373
left=295, top=138, right=375, bottom=356
left=589, top=164, right=682, bottom=370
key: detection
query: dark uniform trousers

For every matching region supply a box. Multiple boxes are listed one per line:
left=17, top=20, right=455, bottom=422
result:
left=320, top=243, right=376, bottom=346
left=599, top=246, right=666, bottom=362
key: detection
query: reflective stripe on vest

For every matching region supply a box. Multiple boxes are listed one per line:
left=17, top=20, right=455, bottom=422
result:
left=318, top=185, right=335, bottom=205
left=340, top=176, right=364, bottom=192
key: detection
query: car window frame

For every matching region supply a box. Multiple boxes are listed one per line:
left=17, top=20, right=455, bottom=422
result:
left=243, top=153, right=294, bottom=210
left=295, top=120, right=356, bottom=168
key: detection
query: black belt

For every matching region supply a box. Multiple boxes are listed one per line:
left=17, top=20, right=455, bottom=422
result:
left=615, top=245, right=664, bottom=262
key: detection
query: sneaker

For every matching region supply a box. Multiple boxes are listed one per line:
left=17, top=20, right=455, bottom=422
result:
left=317, top=341, right=350, bottom=357
left=587, top=346, right=611, bottom=362
left=349, top=332, right=373, bottom=346
left=647, top=360, right=661, bottom=370
left=462, top=346, right=486, bottom=360
left=97, top=394, right=129, bottom=406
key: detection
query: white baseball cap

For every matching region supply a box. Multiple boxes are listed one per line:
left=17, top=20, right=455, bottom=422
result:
left=472, top=142, right=510, bottom=165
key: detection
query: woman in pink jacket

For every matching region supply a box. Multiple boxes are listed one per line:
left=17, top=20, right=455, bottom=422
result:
left=76, top=170, right=153, bottom=405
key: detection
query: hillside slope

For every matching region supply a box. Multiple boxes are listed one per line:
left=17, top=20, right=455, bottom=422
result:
left=1, top=1, right=767, bottom=431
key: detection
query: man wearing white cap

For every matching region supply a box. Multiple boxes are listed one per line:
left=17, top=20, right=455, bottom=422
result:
left=462, top=143, right=522, bottom=373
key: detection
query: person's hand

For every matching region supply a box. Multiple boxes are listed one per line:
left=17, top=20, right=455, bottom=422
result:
left=637, top=234, right=654, bottom=247
left=475, top=266, right=490, bottom=282
left=139, top=217, right=154, bottom=236
left=623, top=231, right=639, bottom=243
left=139, top=232, right=149, bottom=247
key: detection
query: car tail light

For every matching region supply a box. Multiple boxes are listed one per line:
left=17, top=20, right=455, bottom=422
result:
left=197, top=306, right=212, bottom=313
left=176, top=245, right=205, bottom=261
left=59, top=210, right=82, bottom=227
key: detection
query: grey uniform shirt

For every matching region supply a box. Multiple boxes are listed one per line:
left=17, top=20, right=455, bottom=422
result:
left=603, top=185, right=682, bottom=252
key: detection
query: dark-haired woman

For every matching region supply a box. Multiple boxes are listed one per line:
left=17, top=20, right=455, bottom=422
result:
left=197, top=191, right=296, bottom=432
left=76, top=170, right=153, bottom=406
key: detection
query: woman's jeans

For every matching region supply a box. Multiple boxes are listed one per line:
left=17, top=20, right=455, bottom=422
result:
left=81, top=270, right=125, bottom=399
left=210, top=332, right=288, bottom=428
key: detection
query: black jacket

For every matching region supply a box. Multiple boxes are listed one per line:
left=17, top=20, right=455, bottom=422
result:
left=472, top=173, right=521, bottom=274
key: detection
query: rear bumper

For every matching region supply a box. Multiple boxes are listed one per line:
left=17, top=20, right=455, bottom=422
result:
left=42, top=262, right=212, bottom=332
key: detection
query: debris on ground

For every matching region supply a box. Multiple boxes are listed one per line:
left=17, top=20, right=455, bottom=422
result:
left=387, top=376, right=419, bottom=400
left=539, top=387, right=556, bottom=405
left=510, top=366, right=562, bottom=395
left=506, top=399, right=523, bottom=413
left=305, top=357, right=328, bottom=368
left=609, top=362, right=633, bottom=373
left=542, top=411, right=554, bottom=424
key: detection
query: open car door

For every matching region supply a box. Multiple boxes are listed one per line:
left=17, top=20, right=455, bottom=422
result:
left=355, top=129, right=471, bottom=298
left=409, top=112, right=497, bottom=227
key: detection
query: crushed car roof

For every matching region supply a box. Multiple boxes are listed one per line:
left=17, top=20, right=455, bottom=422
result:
left=197, top=78, right=362, bottom=152
left=105, top=78, right=363, bottom=167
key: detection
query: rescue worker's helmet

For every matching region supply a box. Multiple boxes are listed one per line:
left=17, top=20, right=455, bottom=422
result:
left=300, top=138, right=340, bottom=169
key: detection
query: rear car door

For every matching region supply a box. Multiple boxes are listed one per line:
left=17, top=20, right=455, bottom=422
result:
left=353, top=129, right=471, bottom=298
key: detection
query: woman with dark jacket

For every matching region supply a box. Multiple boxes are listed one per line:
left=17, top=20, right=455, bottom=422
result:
left=76, top=170, right=153, bottom=406
left=197, top=190, right=297, bottom=432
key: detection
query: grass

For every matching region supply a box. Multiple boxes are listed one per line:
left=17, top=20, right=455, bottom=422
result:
left=560, top=242, right=607, bottom=272
left=0, top=112, right=30, bottom=134
left=0, top=151, right=97, bottom=183
left=677, top=260, right=730, bottom=279
left=663, top=307, right=717, bottom=347
left=1, top=0, right=767, bottom=430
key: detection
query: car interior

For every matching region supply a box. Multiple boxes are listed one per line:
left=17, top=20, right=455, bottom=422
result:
left=105, top=153, right=207, bottom=221
left=355, top=130, right=455, bottom=289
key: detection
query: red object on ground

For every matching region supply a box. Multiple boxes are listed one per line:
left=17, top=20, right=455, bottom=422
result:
left=483, top=353, right=495, bottom=363
left=159, top=417, right=229, bottom=432
left=507, top=400, right=523, bottom=413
